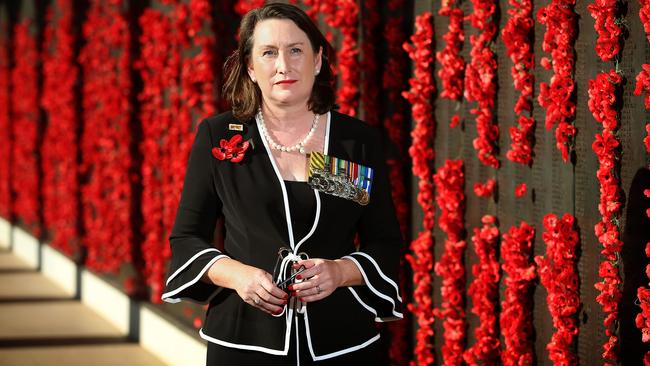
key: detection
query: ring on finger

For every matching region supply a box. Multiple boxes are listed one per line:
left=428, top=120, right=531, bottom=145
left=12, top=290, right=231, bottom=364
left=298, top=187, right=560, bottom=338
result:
left=316, top=285, right=322, bottom=294
left=253, top=297, right=260, bottom=305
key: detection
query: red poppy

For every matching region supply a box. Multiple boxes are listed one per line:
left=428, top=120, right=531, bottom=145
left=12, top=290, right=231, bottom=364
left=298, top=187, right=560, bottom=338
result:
left=537, top=0, right=578, bottom=162
left=473, top=178, right=496, bottom=198
left=78, top=0, right=134, bottom=274
left=589, top=63, right=623, bottom=363
left=11, top=21, right=41, bottom=237
left=515, top=183, right=527, bottom=198
left=637, top=3, right=650, bottom=187
left=212, top=134, right=250, bottom=163
left=433, top=160, right=466, bottom=365
left=503, top=0, right=535, bottom=166
left=193, top=316, right=203, bottom=329
left=403, top=12, right=436, bottom=366
left=137, top=0, right=217, bottom=303
left=313, top=0, right=359, bottom=117
left=464, top=0, right=499, bottom=168
left=449, top=114, right=461, bottom=128
left=501, top=221, right=536, bottom=365
left=437, top=0, right=465, bottom=102
left=464, top=216, right=500, bottom=365
left=588, top=54, right=624, bottom=365
left=41, top=0, right=81, bottom=256
left=0, top=33, right=9, bottom=221
left=234, top=0, right=265, bottom=16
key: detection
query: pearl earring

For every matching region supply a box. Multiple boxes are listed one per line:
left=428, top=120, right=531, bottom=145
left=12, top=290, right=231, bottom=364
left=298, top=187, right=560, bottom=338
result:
left=315, top=69, right=320, bottom=76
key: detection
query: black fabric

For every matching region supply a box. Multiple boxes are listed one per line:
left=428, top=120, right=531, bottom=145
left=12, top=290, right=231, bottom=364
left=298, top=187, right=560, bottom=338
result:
left=206, top=315, right=388, bottom=366
left=162, top=110, right=403, bottom=362
left=284, top=180, right=315, bottom=241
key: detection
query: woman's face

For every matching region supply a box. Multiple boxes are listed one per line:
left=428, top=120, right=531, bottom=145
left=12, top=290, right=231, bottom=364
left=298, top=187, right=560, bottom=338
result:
left=247, top=18, right=322, bottom=110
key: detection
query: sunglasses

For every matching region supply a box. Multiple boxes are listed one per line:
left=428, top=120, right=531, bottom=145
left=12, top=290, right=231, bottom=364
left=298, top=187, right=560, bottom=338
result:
left=272, top=247, right=308, bottom=292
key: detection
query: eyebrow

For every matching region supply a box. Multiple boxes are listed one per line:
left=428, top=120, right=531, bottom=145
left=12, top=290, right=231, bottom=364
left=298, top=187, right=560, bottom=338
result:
left=258, top=42, right=305, bottom=49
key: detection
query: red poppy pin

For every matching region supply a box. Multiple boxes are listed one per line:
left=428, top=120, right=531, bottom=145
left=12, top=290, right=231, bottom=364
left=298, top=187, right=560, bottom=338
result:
left=212, top=134, right=250, bottom=163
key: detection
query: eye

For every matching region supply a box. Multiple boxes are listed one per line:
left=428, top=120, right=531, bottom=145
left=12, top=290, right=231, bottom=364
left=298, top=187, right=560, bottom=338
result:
left=290, top=47, right=303, bottom=54
left=262, top=49, right=277, bottom=57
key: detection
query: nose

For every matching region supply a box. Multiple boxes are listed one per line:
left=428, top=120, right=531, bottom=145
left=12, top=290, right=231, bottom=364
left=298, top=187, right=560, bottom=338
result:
left=276, top=50, right=289, bottom=75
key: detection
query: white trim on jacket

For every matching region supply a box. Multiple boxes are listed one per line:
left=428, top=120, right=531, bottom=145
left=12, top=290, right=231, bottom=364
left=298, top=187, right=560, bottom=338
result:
left=303, top=308, right=381, bottom=361
left=161, top=254, right=229, bottom=303
left=348, top=251, right=403, bottom=302
left=165, top=248, right=221, bottom=285
left=341, top=255, right=403, bottom=319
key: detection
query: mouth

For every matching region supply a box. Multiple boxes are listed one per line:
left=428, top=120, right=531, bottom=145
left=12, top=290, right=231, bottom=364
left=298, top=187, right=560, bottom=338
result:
left=275, top=80, right=297, bottom=85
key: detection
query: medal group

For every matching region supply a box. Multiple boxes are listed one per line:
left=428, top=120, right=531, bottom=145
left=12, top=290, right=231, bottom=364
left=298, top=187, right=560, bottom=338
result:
left=307, top=152, right=373, bottom=206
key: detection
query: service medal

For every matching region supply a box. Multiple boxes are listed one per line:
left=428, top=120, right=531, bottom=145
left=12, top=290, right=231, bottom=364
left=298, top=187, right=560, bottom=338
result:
left=307, top=152, right=373, bottom=206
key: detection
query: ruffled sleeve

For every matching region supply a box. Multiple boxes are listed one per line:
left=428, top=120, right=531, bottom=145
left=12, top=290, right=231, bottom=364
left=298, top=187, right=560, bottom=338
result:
left=342, top=128, right=403, bottom=321
left=162, top=119, right=229, bottom=304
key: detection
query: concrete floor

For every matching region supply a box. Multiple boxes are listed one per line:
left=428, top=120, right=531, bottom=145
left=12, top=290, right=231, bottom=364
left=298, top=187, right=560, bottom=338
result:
left=0, top=250, right=167, bottom=366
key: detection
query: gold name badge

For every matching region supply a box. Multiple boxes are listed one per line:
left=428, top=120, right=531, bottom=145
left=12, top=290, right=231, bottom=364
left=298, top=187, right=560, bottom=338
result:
left=228, top=123, right=244, bottom=131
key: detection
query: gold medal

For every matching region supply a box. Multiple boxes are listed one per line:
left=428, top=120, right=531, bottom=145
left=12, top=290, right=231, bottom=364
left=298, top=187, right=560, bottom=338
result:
left=358, top=190, right=370, bottom=205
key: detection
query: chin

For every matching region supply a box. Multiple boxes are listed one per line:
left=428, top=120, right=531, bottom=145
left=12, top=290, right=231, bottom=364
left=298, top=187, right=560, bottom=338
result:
left=270, top=93, right=309, bottom=106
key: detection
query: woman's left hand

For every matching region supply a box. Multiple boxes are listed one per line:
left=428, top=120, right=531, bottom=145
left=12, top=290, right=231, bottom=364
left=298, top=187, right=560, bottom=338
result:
left=290, top=258, right=362, bottom=302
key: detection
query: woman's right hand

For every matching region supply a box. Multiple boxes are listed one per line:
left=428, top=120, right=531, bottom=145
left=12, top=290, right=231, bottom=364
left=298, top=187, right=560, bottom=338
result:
left=205, top=258, right=288, bottom=315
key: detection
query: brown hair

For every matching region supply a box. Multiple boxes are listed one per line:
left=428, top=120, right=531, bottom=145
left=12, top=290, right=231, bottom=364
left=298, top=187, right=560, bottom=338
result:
left=222, top=3, right=336, bottom=121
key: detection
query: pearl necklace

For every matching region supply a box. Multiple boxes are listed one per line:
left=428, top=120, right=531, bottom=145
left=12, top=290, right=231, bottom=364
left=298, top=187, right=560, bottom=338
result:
left=257, top=109, right=320, bottom=154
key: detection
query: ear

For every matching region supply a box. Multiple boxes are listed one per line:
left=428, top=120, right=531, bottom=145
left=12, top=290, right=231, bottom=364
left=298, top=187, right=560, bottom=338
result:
left=314, top=46, right=323, bottom=74
left=247, top=58, right=256, bottom=83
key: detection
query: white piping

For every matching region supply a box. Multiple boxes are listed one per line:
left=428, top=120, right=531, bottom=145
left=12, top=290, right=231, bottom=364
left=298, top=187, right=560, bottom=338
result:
left=348, top=288, right=395, bottom=322
left=255, top=111, right=329, bottom=253
left=161, top=297, right=181, bottom=304
left=303, top=308, right=381, bottom=361
left=164, top=287, right=223, bottom=305
left=165, top=248, right=221, bottom=285
left=295, top=315, right=301, bottom=365
left=161, top=254, right=229, bottom=302
left=341, top=256, right=403, bottom=318
left=347, top=251, right=403, bottom=302
left=199, top=306, right=294, bottom=355
left=256, top=114, right=295, bottom=249
left=293, top=111, right=329, bottom=252
left=324, top=111, right=331, bottom=155
left=347, top=287, right=378, bottom=316
left=200, top=324, right=292, bottom=356
left=375, top=316, right=401, bottom=322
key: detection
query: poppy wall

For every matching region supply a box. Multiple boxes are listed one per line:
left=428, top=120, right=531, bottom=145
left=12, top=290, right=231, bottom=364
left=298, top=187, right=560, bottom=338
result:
left=0, top=0, right=649, bottom=365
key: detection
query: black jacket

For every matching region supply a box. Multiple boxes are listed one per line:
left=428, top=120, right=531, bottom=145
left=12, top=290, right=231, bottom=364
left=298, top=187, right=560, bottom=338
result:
left=162, top=110, right=403, bottom=361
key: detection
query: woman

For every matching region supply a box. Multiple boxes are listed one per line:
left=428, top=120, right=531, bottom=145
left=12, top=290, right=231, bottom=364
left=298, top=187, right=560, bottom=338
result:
left=162, top=3, right=403, bottom=365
